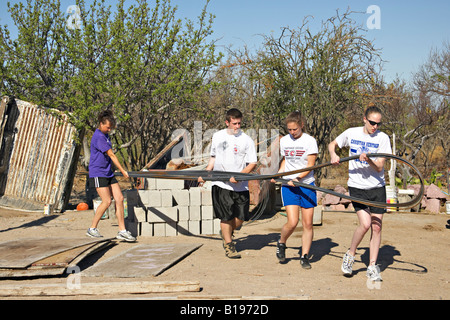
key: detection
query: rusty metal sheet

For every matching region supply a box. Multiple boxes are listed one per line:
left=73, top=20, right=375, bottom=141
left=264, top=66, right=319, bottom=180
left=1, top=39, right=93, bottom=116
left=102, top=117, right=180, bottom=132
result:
left=0, top=97, right=82, bottom=211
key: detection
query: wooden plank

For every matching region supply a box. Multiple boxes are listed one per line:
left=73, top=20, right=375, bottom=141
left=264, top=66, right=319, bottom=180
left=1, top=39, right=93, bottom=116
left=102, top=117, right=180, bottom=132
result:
left=142, top=133, right=185, bottom=169
left=83, top=243, right=202, bottom=278
left=0, top=238, right=112, bottom=268
left=0, top=266, right=66, bottom=278
left=30, top=241, right=111, bottom=267
left=0, top=281, right=200, bottom=297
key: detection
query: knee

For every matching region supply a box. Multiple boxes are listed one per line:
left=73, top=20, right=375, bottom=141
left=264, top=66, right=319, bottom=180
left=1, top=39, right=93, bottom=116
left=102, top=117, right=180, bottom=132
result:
left=303, top=221, right=313, bottom=232
left=115, top=194, right=124, bottom=203
left=359, top=221, right=371, bottom=233
left=103, top=198, right=112, bottom=207
left=371, top=221, right=382, bottom=234
left=286, top=220, right=299, bottom=230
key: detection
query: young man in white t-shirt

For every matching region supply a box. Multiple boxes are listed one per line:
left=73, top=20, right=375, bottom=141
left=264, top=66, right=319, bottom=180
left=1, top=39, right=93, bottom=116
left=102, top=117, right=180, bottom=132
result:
left=328, top=106, right=392, bottom=281
left=198, top=108, right=257, bottom=259
left=273, top=111, right=318, bottom=269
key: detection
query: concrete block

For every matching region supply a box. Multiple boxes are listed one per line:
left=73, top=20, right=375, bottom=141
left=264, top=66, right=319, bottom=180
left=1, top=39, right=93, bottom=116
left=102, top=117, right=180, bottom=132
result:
left=160, top=190, right=174, bottom=207
left=140, top=222, right=153, bottom=236
left=156, top=178, right=185, bottom=190
left=213, top=219, right=221, bottom=234
left=201, top=205, right=214, bottom=220
left=146, top=178, right=157, bottom=190
left=134, top=207, right=147, bottom=222
left=201, top=219, right=214, bottom=235
left=177, top=220, right=190, bottom=235
left=189, top=206, right=201, bottom=221
left=189, top=187, right=201, bottom=206
left=138, top=190, right=162, bottom=207
left=153, top=223, right=166, bottom=236
left=165, top=222, right=178, bottom=236
left=147, top=207, right=178, bottom=222
left=201, top=189, right=212, bottom=206
left=177, top=206, right=189, bottom=221
left=313, top=206, right=322, bottom=226
left=172, top=189, right=190, bottom=206
left=188, top=220, right=201, bottom=235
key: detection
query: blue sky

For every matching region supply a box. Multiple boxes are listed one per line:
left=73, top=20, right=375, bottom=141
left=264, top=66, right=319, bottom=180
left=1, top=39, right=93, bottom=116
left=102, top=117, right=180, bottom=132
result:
left=1, top=0, right=449, bottom=83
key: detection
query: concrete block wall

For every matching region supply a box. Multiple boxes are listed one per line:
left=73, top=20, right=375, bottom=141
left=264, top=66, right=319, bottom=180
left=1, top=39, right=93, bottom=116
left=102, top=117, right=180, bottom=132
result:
left=125, top=178, right=221, bottom=237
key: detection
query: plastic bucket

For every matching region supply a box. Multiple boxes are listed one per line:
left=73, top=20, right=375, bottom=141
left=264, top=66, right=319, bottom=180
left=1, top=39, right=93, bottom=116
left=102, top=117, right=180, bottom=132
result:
left=386, top=186, right=398, bottom=212
left=93, top=198, right=114, bottom=219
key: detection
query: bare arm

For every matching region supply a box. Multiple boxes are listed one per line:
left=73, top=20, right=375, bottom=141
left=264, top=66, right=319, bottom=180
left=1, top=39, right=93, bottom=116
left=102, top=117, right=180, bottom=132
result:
left=106, top=149, right=129, bottom=178
left=197, top=156, right=216, bottom=184
left=359, top=153, right=386, bottom=173
left=328, top=140, right=340, bottom=165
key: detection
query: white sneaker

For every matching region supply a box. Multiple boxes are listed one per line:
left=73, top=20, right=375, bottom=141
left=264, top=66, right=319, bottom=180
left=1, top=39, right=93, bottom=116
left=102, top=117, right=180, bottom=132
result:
left=86, top=228, right=103, bottom=238
left=367, top=264, right=382, bottom=281
left=341, top=250, right=355, bottom=276
left=116, top=230, right=136, bottom=242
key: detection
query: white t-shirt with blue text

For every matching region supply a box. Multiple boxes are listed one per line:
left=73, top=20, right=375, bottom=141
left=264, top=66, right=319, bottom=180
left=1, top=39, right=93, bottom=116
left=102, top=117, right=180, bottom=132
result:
left=335, top=127, right=392, bottom=190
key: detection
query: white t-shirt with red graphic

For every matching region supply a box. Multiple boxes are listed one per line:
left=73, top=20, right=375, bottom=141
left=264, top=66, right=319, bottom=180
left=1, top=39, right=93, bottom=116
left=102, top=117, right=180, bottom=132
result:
left=279, top=133, right=318, bottom=184
left=210, top=129, right=257, bottom=192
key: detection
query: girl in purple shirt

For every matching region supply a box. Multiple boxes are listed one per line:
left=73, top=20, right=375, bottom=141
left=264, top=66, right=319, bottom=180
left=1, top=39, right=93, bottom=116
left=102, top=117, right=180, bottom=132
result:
left=87, top=110, right=135, bottom=242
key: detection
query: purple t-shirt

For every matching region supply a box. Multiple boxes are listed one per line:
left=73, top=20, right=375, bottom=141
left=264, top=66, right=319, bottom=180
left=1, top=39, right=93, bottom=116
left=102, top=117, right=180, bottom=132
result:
left=89, top=129, right=114, bottom=178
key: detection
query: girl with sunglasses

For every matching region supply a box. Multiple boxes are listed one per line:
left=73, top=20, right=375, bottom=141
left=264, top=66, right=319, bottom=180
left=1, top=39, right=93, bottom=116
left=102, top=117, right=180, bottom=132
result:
left=328, top=105, right=392, bottom=281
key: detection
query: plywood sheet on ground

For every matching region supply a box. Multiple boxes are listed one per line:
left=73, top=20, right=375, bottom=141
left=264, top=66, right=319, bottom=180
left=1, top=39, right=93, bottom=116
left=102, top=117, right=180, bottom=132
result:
left=83, top=243, right=202, bottom=278
left=0, top=237, right=113, bottom=277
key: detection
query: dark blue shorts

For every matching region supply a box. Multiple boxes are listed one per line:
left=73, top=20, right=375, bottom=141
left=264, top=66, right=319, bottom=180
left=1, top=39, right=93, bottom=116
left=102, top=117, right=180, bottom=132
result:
left=281, top=182, right=317, bottom=208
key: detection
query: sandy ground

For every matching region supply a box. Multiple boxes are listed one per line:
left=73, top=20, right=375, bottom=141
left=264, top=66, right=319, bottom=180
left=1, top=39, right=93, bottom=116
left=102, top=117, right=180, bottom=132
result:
left=0, top=202, right=448, bottom=301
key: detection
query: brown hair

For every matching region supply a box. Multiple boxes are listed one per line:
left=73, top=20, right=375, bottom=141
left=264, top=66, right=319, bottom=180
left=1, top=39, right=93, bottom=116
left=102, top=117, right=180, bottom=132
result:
left=98, top=110, right=116, bottom=128
left=226, top=108, right=243, bottom=122
left=285, top=111, right=305, bottom=130
left=364, top=105, right=382, bottom=118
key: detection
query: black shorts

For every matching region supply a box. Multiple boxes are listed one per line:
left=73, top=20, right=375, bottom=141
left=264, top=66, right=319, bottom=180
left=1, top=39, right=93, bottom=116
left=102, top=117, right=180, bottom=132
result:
left=211, top=185, right=250, bottom=221
left=348, top=186, right=386, bottom=214
left=89, top=176, right=118, bottom=188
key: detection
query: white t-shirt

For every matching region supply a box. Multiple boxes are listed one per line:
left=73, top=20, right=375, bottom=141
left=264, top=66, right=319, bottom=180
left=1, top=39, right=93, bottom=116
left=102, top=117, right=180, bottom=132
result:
left=210, top=129, right=257, bottom=192
left=335, top=127, right=392, bottom=190
left=279, top=133, right=318, bottom=184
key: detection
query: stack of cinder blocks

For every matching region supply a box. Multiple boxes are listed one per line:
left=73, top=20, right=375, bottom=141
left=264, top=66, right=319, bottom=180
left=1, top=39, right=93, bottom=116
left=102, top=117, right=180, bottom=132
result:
left=125, top=178, right=220, bottom=237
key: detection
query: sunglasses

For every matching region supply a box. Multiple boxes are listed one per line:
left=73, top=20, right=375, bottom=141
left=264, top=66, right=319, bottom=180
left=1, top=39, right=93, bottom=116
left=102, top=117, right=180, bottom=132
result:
left=367, top=119, right=382, bottom=127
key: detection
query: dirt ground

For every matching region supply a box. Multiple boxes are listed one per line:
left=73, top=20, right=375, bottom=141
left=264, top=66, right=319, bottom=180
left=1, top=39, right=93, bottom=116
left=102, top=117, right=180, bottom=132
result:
left=0, top=195, right=448, bottom=301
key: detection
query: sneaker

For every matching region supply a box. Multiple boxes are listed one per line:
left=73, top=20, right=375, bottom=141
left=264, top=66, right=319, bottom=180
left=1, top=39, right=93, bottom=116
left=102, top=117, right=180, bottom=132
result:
left=86, top=228, right=103, bottom=238
left=224, top=242, right=241, bottom=259
left=300, top=254, right=311, bottom=269
left=341, top=250, right=355, bottom=276
left=366, top=264, right=382, bottom=281
left=219, top=229, right=235, bottom=248
left=116, top=230, right=136, bottom=242
left=276, top=241, right=286, bottom=263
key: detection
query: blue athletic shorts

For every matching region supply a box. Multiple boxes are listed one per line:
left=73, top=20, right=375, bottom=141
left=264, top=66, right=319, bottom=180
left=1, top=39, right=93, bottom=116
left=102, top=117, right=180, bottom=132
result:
left=281, top=183, right=317, bottom=208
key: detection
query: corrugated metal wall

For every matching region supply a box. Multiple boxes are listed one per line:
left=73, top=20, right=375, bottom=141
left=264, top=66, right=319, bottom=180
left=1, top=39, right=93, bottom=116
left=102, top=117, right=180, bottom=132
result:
left=0, top=96, right=81, bottom=212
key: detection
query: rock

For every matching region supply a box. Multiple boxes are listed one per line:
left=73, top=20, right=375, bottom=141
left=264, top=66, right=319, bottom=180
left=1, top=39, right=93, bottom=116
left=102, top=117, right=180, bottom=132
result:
left=323, top=193, right=340, bottom=205
left=425, top=198, right=441, bottom=214
left=334, top=185, right=347, bottom=194
left=425, top=184, right=447, bottom=200
left=340, top=192, right=352, bottom=205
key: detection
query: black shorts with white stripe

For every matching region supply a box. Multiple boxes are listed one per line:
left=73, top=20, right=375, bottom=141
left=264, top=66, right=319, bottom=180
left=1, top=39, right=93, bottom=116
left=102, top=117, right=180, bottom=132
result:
left=89, top=176, right=118, bottom=188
